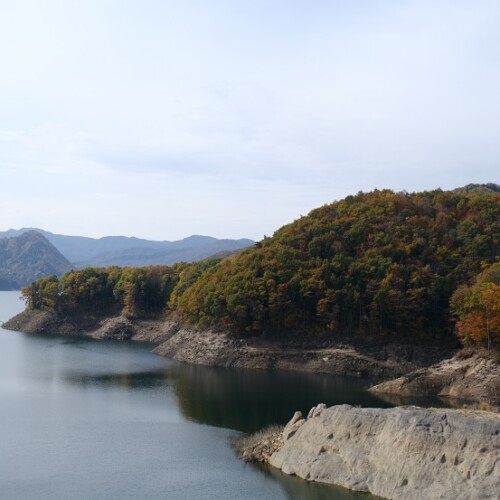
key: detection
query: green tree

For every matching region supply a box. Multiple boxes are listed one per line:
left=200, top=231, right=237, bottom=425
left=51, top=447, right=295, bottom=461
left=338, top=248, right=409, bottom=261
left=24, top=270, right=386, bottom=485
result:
left=22, top=275, right=60, bottom=310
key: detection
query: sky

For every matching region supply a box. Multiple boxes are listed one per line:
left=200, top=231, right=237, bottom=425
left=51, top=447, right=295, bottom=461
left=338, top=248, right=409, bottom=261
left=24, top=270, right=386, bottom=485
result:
left=1, top=0, right=499, bottom=241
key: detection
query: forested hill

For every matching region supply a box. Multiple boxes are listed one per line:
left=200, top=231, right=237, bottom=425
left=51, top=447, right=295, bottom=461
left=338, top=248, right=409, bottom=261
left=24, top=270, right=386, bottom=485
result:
left=453, top=183, right=500, bottom=194
left=22, top=187, right=500, bottom=345
left=0, top=231, right=72, bottom=290
left=170, top=188, right=499, bottom=339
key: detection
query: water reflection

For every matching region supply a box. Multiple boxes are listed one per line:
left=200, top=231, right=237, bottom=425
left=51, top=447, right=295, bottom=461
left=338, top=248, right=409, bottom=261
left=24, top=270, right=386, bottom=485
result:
left=372, top=391, right=466, bottom=409
left=1, top=293, right=387, bottom=500
left=58, top=363, right=391, bottom=432
left=168, top=364, right=393, bottom=432
left=263, top=464, right=386, bottom=500
left=64, top=369, right=171, bottom=389
left=58, top=354, right=454, bottom=434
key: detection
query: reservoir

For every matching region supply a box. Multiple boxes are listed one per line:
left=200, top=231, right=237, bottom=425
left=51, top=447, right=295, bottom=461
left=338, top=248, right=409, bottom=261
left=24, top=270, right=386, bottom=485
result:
left=0, top=291, right=429, bottom=499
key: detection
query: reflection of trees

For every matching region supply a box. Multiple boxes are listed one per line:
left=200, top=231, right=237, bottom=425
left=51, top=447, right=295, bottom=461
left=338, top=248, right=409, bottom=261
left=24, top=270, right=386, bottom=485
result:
left=62, top=360, right=455, bottom=436
left=372, top=391, right=464, bottom=409
left=64, top=370, right=170, bottom=390
left=168, top=364, right=392, bottom=433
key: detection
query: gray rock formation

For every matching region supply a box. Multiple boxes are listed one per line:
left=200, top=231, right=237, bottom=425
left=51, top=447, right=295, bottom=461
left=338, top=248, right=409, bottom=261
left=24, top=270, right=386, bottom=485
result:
left=269, top=405, right=500, bottom=499
left=370, top=354, right=500, bottom=409
left=282, top=411, right=305, bottom=441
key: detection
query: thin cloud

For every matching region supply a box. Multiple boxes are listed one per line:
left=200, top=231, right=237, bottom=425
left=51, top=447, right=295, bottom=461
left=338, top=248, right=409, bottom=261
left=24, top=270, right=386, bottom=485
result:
left=0, top=1, right=499, bottom=240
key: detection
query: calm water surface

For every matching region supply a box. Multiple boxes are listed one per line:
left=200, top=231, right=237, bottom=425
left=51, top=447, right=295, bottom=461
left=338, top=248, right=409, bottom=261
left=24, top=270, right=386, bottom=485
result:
left=1, top=291, right=432, bottom=499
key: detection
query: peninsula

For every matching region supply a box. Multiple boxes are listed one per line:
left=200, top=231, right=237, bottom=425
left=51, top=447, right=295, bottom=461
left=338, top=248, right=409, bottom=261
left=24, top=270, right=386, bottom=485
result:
left=4, top=186, right=500, bottom=408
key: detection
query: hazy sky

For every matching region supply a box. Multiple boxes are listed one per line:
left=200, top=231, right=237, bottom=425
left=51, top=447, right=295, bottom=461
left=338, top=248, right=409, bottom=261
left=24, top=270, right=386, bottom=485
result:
left=1, top=1, right=499, bottom=241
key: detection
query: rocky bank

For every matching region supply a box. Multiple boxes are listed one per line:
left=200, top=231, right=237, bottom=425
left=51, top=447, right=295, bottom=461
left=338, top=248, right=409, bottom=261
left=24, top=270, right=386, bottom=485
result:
left=3, top=309, right=451, bottom=379
left=153, top=327, right=430, bottom=378
left=2, top=309, right=178, bottom=344
left=239, top=404, right=500, bottom=500
left=370, top=353, right=500, bottom=410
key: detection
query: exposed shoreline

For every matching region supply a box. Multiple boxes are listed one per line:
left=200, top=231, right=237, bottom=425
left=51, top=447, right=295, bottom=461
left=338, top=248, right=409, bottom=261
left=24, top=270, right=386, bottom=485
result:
left=3, top=309, right=450, bottom=377
left=3, top=308, right=498, bottom=409
left=370, top=352, right=500, bottom=411
left=235, top=404, right=500, bottom=500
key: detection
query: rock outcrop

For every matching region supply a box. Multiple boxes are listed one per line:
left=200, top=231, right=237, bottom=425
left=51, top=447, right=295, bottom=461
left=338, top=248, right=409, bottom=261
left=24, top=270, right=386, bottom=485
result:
left=370, top=354, right=500, bottom=410
left=1, top=312, right=403, bottom=379
left=2, top=309, right=179, bottom=344
left=6, top=307, right=447, bottom=378
left=154, top=327, right=447, bottom=378
left=268, top=405, right=500, bottom=499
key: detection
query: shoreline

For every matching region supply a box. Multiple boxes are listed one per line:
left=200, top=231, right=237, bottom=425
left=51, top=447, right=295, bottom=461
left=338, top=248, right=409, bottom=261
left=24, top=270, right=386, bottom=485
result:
left=2, top=309, right=449, bottom=377
left=3, top=308, right=498, bottom=409
left=234, top=404, right=500, bottom=500
left=370, top=352, right=500, bottom=411
left=4, top=309, right=499, bottom=499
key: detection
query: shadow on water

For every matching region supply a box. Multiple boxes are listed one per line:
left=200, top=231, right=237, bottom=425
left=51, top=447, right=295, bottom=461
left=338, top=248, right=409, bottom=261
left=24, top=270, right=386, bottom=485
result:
left=261, top=464, right=386, bottom=500
left=168, top=364, right=395, bottom=432
left=62, top=361, right=395, bottom=432
left=63, top=363, right=393, bottom=433
left=371, top=391, right=467, bottom=409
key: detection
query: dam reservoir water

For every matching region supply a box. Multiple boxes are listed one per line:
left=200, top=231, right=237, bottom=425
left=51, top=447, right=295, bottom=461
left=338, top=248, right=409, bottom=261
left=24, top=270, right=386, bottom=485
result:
left=1, top=290, right=428, bottom=499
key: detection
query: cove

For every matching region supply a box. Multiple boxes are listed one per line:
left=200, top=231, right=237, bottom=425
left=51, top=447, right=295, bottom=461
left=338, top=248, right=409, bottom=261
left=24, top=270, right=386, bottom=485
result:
left=0, top=291, right=441, bottom=499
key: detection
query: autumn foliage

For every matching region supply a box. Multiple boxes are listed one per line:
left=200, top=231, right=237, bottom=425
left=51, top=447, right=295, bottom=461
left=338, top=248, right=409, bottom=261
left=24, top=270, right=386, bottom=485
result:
left=451, top=264, right=500, bottom=350
left=22, top=265, right=182, bottom=318
left=22, top=188, right=500, bottom=344
left=168, top=189, right=499, bottom=340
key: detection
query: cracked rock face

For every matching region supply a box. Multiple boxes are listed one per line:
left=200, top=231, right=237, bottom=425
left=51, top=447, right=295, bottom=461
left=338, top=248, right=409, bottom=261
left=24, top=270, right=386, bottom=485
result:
left=269, top=405, right=500, bottom=500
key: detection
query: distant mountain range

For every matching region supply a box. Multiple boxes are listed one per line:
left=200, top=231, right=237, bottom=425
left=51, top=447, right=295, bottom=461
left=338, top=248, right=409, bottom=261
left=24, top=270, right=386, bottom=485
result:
left=0, top=231, right=72, bottom=290
left=0, top=228, right=254, bottom=290
left=2, top=183, right=496, bottom=291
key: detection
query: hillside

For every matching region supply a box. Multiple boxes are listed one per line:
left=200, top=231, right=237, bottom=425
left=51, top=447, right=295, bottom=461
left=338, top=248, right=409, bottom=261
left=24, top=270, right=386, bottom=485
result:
left=0, top=229, right=253, bottom=267
left=16, top=187, right=500, bottom=346
left=0, top=231, right=72, bottom=290
left=170, top=188, right=500, bottom=341
left=453, top=182, right=500, bottom=194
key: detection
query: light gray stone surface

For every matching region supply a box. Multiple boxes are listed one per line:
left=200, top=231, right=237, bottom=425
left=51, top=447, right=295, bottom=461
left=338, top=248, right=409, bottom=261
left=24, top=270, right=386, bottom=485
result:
left=370, top=354, right=500, bottom=409
left=269, top=405, right=500, bottom=500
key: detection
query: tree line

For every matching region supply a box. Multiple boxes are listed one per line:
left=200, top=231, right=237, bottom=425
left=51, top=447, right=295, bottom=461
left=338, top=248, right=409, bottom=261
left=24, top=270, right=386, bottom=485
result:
left=22, top=189, right=500, bottom=349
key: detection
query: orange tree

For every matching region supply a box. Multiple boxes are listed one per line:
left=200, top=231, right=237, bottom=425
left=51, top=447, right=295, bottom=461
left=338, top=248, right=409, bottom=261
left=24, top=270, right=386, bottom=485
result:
left=450, top=263, right=500, bottom=350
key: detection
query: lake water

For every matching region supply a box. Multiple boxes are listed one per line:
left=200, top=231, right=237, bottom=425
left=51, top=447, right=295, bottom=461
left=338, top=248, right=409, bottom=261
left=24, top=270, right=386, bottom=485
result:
left=0, top=291, right=435, bottom=499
